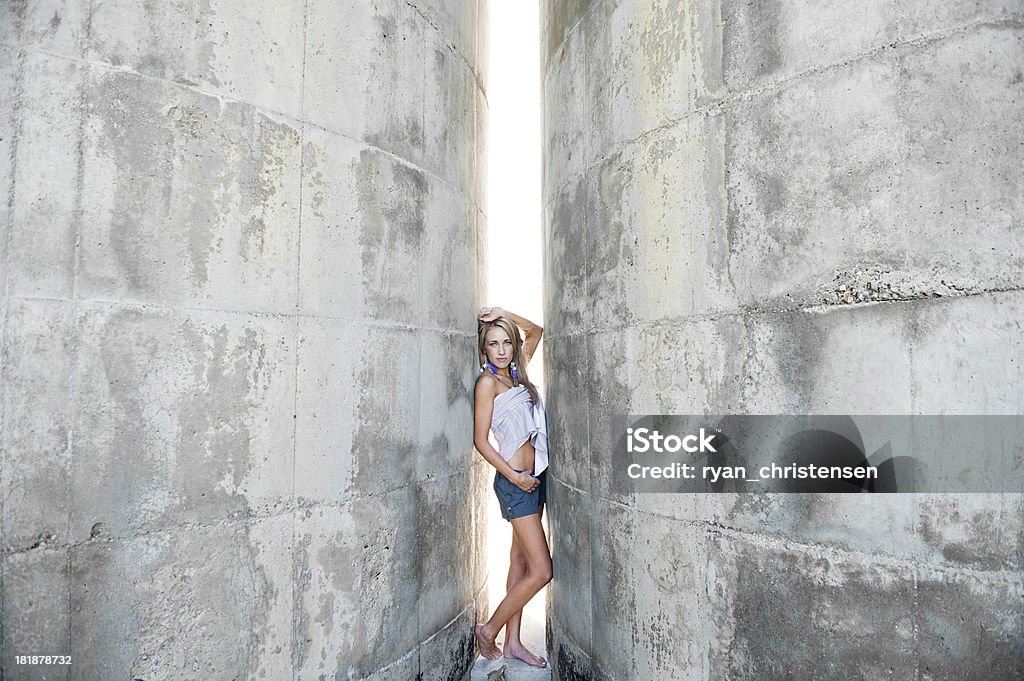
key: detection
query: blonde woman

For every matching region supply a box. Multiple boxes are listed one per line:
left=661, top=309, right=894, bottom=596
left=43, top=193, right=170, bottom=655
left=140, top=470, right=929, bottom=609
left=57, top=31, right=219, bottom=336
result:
left=472, top=306, right=551, bottom=668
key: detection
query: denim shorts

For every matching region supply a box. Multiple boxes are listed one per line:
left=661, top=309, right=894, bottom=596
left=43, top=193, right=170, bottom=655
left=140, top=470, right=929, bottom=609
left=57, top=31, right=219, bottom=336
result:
left=493, top=469, right=547, bottom=521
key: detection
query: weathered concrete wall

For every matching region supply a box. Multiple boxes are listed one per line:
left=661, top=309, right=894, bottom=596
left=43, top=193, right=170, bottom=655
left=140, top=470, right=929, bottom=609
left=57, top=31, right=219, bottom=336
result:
left=542, top=1, right=1024, bottom=679
left=0, top=1, right=488, bottom=679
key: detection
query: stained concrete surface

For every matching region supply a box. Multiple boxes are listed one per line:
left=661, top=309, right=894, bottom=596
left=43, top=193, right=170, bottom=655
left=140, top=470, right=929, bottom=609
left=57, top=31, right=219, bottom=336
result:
left=1, top=0, right=488, bottom=679
left=5, top=0, right=1024, bottom=679
left=542, top=0, right=1024, bottom=679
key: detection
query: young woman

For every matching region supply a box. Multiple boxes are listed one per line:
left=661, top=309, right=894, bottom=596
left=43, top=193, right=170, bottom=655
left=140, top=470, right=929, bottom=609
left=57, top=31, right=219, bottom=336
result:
left=473, top=306, right=551, bottom=668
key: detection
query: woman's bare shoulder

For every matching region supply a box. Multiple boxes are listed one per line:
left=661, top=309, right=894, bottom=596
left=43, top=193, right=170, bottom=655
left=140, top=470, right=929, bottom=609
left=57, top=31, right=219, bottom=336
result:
left=475, top=372, right=498, bottom=397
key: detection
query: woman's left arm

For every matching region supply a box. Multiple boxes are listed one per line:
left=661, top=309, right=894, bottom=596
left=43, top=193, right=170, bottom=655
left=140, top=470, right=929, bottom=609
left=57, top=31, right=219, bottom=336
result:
left=479, top=307, right=543, bottom=365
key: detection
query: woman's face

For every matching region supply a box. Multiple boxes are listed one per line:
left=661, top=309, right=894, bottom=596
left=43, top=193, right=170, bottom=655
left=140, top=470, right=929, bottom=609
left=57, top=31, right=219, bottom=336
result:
left=483, top=327, right=514, bottom=369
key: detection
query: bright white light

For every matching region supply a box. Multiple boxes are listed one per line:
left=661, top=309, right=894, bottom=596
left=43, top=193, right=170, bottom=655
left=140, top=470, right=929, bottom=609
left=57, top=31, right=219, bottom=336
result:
left=483, top=0, right=548, bottom=655
left=485, top=1, right=543, bottom=343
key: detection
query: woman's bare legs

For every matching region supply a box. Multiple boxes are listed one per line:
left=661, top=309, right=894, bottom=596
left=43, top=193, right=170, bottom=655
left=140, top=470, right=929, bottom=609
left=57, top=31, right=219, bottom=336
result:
left=502, top=532, right=528, bottom=643
left=500, top=509, right=548, bottom=666
left=475, top=510, right=551, bottom=662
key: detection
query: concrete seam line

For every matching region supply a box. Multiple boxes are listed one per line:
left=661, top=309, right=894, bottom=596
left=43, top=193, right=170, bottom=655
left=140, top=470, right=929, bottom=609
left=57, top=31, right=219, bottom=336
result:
left=547, top=475, right=1024, bottom=583
left=291, top=1, right=309, bottom=675
left=703, top=519, right=1024, bottom=585
left=543, top=0, right=614, bottom=69
left=0, top=468, right=478, bottom=555
left=358, top=468, right=482, bottom=501
left=350, top=599, right=477, bottom=681
left=541, top=286, right=1024, bottom=342
left=546, top=636, right=600, bottom=677
left=630, top=14, right=1024, bottom=160
left=420, top=599, right=476, bottom=644
left=0, top=24, right=30, bottom=674
left=403, top=0, right=488, bottom=103
left=1, top=45, right=27, bottom=301
left=21, top=45, right=479, bottom=201
left=3, top=294, right=478, bottom=338
left=65, top=0, right=95, bottom=660
left=543, top=13, right=1024, bottom=203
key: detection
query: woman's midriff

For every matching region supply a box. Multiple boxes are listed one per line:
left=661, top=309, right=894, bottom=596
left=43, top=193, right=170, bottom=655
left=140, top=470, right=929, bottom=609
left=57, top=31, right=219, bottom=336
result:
left=506, top=440, right=535, bottom=472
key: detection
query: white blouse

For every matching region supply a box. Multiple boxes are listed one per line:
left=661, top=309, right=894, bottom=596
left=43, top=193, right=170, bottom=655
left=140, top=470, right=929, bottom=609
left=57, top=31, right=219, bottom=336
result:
left=490, top=385, right=549, bottom=476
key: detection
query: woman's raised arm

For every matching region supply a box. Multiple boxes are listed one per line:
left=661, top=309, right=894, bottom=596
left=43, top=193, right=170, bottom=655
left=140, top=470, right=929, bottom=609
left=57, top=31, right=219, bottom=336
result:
left=478, top=306, right=544, bottom=365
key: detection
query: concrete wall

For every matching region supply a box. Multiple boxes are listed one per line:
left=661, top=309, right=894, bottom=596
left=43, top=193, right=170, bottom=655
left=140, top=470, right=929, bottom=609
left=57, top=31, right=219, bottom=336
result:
left=542, top=1, right=1024, bottom=679
left=0, top=1, right=488, bottom=679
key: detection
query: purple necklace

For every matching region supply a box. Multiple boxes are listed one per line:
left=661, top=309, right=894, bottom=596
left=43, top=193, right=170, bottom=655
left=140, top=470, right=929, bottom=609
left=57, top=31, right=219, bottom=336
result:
left=483, top=361, right=519, bottom=382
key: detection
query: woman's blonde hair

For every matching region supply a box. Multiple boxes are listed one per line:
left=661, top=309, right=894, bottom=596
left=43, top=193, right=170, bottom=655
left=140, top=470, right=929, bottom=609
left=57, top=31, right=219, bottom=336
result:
left=477, top=317, right=540, bottom=404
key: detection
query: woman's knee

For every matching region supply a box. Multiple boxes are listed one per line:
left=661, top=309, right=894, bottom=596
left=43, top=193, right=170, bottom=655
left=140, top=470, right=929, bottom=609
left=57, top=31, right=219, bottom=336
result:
left=541, top=563, right=553, bottom=584
left=529, top=559, right=552, bottom=585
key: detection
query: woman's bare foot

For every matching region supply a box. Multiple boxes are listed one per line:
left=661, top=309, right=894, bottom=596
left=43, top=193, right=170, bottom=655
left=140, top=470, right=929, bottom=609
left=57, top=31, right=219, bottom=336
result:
left=475, top=623, right=501, bottom=660
left=503, top=641, right=547, bottom=668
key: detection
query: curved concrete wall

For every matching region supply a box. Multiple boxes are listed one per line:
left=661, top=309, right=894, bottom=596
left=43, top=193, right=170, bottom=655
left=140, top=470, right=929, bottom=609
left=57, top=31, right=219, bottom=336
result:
left=542, top=1, right=1024, bottom=679
left=0, top=1, right=487, bottom=678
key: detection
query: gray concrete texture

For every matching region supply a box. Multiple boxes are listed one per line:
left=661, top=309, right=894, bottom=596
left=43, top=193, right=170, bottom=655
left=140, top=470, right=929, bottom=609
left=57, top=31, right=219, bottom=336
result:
left=1, top=0, right=488, bottom=679
left=542, top=0, right=1024, bottom=680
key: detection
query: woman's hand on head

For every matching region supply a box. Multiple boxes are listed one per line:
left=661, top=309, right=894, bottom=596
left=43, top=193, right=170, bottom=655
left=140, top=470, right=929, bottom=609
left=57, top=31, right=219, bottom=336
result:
left=514, top=471, right=539, bottom=492
left=478, top=306, right=505, bottom=323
